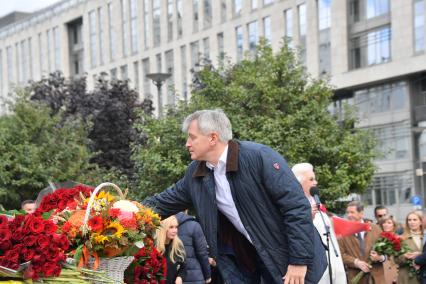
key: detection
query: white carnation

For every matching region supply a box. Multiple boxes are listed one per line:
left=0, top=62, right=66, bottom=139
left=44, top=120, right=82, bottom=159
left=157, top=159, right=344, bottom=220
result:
left=112, top=200, right=139, bottom=212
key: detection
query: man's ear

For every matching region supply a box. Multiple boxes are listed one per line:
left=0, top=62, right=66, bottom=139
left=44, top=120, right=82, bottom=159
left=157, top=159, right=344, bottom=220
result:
left=210, top=132, right=219, bottom=145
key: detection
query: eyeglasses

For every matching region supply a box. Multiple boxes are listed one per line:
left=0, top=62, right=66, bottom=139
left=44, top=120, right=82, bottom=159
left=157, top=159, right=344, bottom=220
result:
left=376, top=214, right=385, bottom=218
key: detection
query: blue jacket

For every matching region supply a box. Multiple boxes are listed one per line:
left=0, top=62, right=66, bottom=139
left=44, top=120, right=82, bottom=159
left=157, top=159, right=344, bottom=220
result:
left=176, top=212, right=211, bottom=284
left=144, top=140, right=327, bottom=283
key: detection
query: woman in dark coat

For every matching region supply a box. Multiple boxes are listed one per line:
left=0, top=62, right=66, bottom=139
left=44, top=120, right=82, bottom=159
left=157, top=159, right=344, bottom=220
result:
left=176, top=212, right=211, bottom=284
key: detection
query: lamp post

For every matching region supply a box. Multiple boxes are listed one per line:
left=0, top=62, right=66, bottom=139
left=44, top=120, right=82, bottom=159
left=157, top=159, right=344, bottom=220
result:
left=146, top=72, right=171, bottom=117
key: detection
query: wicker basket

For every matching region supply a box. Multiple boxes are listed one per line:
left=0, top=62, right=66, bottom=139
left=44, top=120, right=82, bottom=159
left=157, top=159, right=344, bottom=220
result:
left=83, top=182, right=134, bottom=283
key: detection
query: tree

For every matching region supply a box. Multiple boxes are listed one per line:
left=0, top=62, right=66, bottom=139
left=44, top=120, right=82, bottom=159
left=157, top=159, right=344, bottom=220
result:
left=132, top=42, right=376, bottom=211
left=0, top=93, right=103, bottom=209
left=29, top=72, right=154, bottom=179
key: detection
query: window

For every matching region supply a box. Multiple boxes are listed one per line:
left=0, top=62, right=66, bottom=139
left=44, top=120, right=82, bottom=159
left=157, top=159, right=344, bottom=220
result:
left=6, top=46, right=13, bottom=83
left=133, top=61, right=139, bottom=90
left=318, top=0, right=331, bottom=30
left=110, top=68, right=117, bottom=80
left=190, top=41, right=200, bottom=68
left=366, top=0, right=389, bottom=19
left=177, top=0, right=183, bottom=38
left=165, top=50, right=174, bottom=106
left=20, top=40, right=26, bottom=83
left=180, top=45, right=188, bottom=101
left=121, top=0, right=129, bottom=57
left=193, top=0, right=199, bottom=32
left=89, top=10, right=97, bottom=67
left=203, top=37, right=210, bottom=60
left=153, top=0, right=161, bottom=46
left=318, top=0, right=331, bottom=74
left=217, top=32, right=225, bottom=61
left=98, top=7, right=105, bottom=64
left=53, top=27, right=61, bottom=71
left=350, top=25, right=391, bottom=69
left=28, top=38, right=33, bottom=79
left=350, top=0, right=390, bottom=22
left=298, top=4, right=307, bottom=64
left=15, top=43, right=20, bottom=82
left=121, top=65, right=128, bottom=80
left=221, top=0, right=227, bottom=22
left=143, top=0, right=150, bottom=48
left=108, top=2, right=117, bottom=61
left=263, top=16, right=271, bottom=42
left=414, top=0, right=425, bottom=53
left=234, top=0, right=242, bottom=16
left=236, top=26, right=243, bottom=61
left=142, top=58, right=151, bottom=97
left=38, top=33, right=44, bottom=74
left=47, top=30, right=53, bottom=72
left=167, top=0, right=173, bottom=42
left=251, top=0, right=258, bottom=10
left=248, top=21, right=258, bottom=54
left=365, top=173, right=413, bottom=206
left=130, top=0, right=139, bottom=54
left=204, top=0, right=212, bottom=29
left=284, top=9, right=293, bottom=42
left=0, top=50, right=2, bottom=94
left=264, top=0, right=273, bottom=6
left=156, top=53, right=162, bottom=72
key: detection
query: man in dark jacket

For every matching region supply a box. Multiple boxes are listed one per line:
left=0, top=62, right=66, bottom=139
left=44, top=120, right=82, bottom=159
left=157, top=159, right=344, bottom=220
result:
left=176, top=212, right=211, bottom=284
left=144, top=109, right=327, bottom=284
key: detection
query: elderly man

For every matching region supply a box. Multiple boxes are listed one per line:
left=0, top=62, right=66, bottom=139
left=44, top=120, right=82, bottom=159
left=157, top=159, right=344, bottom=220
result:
left=338, top=201, right=386, bottom=284
left=144, top=109, right=326, bottom=284
left=292, top=163, right=347, bottom=284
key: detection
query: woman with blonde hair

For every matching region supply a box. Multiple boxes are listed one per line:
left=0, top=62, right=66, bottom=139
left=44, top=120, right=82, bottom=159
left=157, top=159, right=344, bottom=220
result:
left=378, top=215, right=399, bottom=284
left=156, top=215, right=187, bottom=284
left=396, top=211, right=423, bottom=284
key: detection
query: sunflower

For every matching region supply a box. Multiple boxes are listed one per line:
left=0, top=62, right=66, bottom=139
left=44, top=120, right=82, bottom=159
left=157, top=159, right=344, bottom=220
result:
left=93, top=233, right=109, bottom=245
left=101, top=222, right=125, bottom=239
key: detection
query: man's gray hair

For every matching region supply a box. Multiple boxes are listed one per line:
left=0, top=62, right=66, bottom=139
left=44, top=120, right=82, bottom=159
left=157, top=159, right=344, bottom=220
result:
left=291, top=163, right=314, bottom=183
left=182, top=109, right=233, bottom=142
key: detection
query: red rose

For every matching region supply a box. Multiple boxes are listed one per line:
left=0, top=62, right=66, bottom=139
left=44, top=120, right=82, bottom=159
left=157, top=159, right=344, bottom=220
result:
left=4, top=248, right=20, bottom=262
left=25, top=216, right=45, bottom=234
left=43, top=221, right=57, bottom=234
left=0, top=215, right=9, bottom=228
left=11, top=228, right=25, bottom=242
left=0, top=228, right=12, bottom=242
left=22, top=247, right=36, bottom=261
left=0, top=240, right=12, bottom=250
left=57, top=199, right=68, bottom=210
left=24, top=235, right=38, bottom=246
left=37, top=234, right=51, bottom=249
left=9, top=215, right=25, bottom=230
left=109, top=208, right=121, bottom=218
left=53, top=234, right=70, bottom=251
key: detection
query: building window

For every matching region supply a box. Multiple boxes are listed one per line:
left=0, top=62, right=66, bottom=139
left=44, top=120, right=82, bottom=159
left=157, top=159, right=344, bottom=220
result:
left=190, top=41, right=200, bottom=69
left=372, top=124, right=411, bottom=161
left=89, top=11, right=97, bottom=67
left=38, top=33, right=44, bottom=74
left=0, top=50, right=3, bottom=94
left=263, top=16, right=271, bottom=42
left=180, top=45, right=188, bottom=101
left=193, top=0, right=199, bottom=33
left=142, top=58, right=151, bottom=97
left=121, top=0, right=129, bottom=57
left=264, top=0, right=273, bottom=6
left=298, top=3, right=307, bottom=64
left=366, top=0, right=390, bottom=19
left=203, top=37, right=210, bottom=60
left=248, top=21, right=258, bottom=55
left=20, top=40, right=26, bottom=83
left=108, top=2, right=117, bottom=61
left=318, top=0, right=331, bottom=30
left=165, top=50, right=174, bottom=106
left=350, top=0, right=390, bottom=22
left=110, top=68, right=117, bottom=80
left=234, top=0, right=242, bottom=16
left=98, top=7, right=105, bottom=65
left=364, top=173, right=413, bottom=206
left=318, top=0, right=331, bottom=74
left=6, top=46, right=13, bottom=84
left=284, top=9, right=293, bottom=43
left=47, top=30, right=53, bottom=72
left=251, top=0, right=258, bottom=10
left=350, top=25, right=391, bottom=69
left=153, top=0, right=161, bottom=46
left=130, top=0, right=139, bottom=54
left=236, top=25, right=243, bottom=62
left=133, top=61, right=139, bottom=90
left=167, top=0, right=173, bottom=42
left=121, top=65, right=128, bottom=80
left=28, top=38, right=33, bottom=79
left=217, top=32, right=225, bottom=61
left=204, top=0, right=212, bottom=29
left=221, top=0, right=227, bottom=23
left=414, top=0, right=425, bottom=53
left=143, top=0, right=150, bottom=48
left=177, top=0, right=183, bottom=38
left=156, top=53, right=162, bottom=72
left=52, top=27, right=61, bottom=71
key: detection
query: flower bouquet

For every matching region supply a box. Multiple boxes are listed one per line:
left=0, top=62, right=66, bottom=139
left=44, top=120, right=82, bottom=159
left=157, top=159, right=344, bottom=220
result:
left=351, top=231, right=408, bottom=284
left=37, top=182, right=161, bottom=283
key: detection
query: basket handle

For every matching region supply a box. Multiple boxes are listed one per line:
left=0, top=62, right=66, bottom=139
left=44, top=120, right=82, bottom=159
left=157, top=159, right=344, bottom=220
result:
left=82, top=182, right=125, bottom=235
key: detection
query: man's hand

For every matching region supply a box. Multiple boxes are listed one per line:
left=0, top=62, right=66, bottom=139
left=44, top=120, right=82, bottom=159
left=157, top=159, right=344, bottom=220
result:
left=208, top=257, right=216, bottom=267
left=311, top=204, right=318, bottom=219
left=369, top=251, right=384, bottom=262
left=354, top=258, right=371, bottom=273
left=175, top=276, right=183, bottom=284
left=405, top=252, right=421, bottom=260
left=282, top=264, right=307, bottom=284
left=205, top=278, right=212, bottom=283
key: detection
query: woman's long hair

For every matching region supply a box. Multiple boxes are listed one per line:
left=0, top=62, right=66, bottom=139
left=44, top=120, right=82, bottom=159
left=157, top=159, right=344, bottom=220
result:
left=401, top=210, right=423, bottom=240
left=155, top=215, right=186, bottom=263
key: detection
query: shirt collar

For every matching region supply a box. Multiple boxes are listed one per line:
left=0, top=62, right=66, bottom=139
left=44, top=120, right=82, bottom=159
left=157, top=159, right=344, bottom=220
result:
left=206, top=145, right=228, bottom=170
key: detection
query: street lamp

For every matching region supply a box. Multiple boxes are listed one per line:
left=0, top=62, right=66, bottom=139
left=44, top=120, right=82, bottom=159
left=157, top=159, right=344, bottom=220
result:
left=146, top=72, right=171, bottom=117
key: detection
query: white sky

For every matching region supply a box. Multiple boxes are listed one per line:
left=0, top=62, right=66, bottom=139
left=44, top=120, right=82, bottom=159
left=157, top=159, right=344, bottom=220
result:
left=0, top=0, right=62, bottom=18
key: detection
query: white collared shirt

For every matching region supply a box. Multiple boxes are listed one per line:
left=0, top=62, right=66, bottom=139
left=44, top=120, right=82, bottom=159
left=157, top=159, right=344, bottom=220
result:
left=206, top=145, right=252, bottom=242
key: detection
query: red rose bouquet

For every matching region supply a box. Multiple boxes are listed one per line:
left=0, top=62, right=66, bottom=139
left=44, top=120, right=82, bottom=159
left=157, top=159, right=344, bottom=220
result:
left=352, top=231, right=408, bottom=284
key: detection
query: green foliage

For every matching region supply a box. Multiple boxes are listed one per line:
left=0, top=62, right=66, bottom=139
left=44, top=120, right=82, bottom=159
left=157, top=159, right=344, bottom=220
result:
left=0, top=93, right=104, bottom=209
left=132, top=42, right=377, bottom=211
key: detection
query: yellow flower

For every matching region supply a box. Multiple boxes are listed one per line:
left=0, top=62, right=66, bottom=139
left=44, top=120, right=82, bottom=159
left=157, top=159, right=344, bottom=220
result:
left=96, top=191, right=115, bottom=203
left=102, top=222, right=125, bottom=238
left=93, top=233, right=109, bottom=244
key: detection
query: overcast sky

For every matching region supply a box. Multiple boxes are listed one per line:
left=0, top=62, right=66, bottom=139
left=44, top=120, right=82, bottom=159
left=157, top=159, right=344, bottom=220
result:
left=0, top=0, right=62, bottom=18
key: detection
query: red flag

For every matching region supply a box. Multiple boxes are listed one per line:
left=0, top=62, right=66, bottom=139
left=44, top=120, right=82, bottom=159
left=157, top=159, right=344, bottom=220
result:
left=332, top=216, right=371, bottom=238
left=319, top=204, right=327, bottom=213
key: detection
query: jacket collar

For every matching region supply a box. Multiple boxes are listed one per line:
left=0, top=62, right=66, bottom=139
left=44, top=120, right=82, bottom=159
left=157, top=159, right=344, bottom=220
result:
left=193, top=140, right=239, bottom=177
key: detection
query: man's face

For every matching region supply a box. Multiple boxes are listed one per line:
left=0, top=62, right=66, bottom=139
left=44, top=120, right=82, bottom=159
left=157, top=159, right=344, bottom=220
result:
left=301, top=169, right=317, bottom=196
left=375, top=208, right=388, bottom=221
left=185, top=120, right=212, bottom=161
left=23, top=203, right=36, bottom=214
left=346, top=205, right=363, bottom=222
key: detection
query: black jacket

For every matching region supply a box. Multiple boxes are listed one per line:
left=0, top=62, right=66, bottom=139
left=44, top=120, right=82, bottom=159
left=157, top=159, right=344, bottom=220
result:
left=165, top=243, right=186, bottom=284
left=415, top=242, right=426, bottom=284
left=176, top=212, right=211, bottom=284
left=144, top=140, right=327, bottom=283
